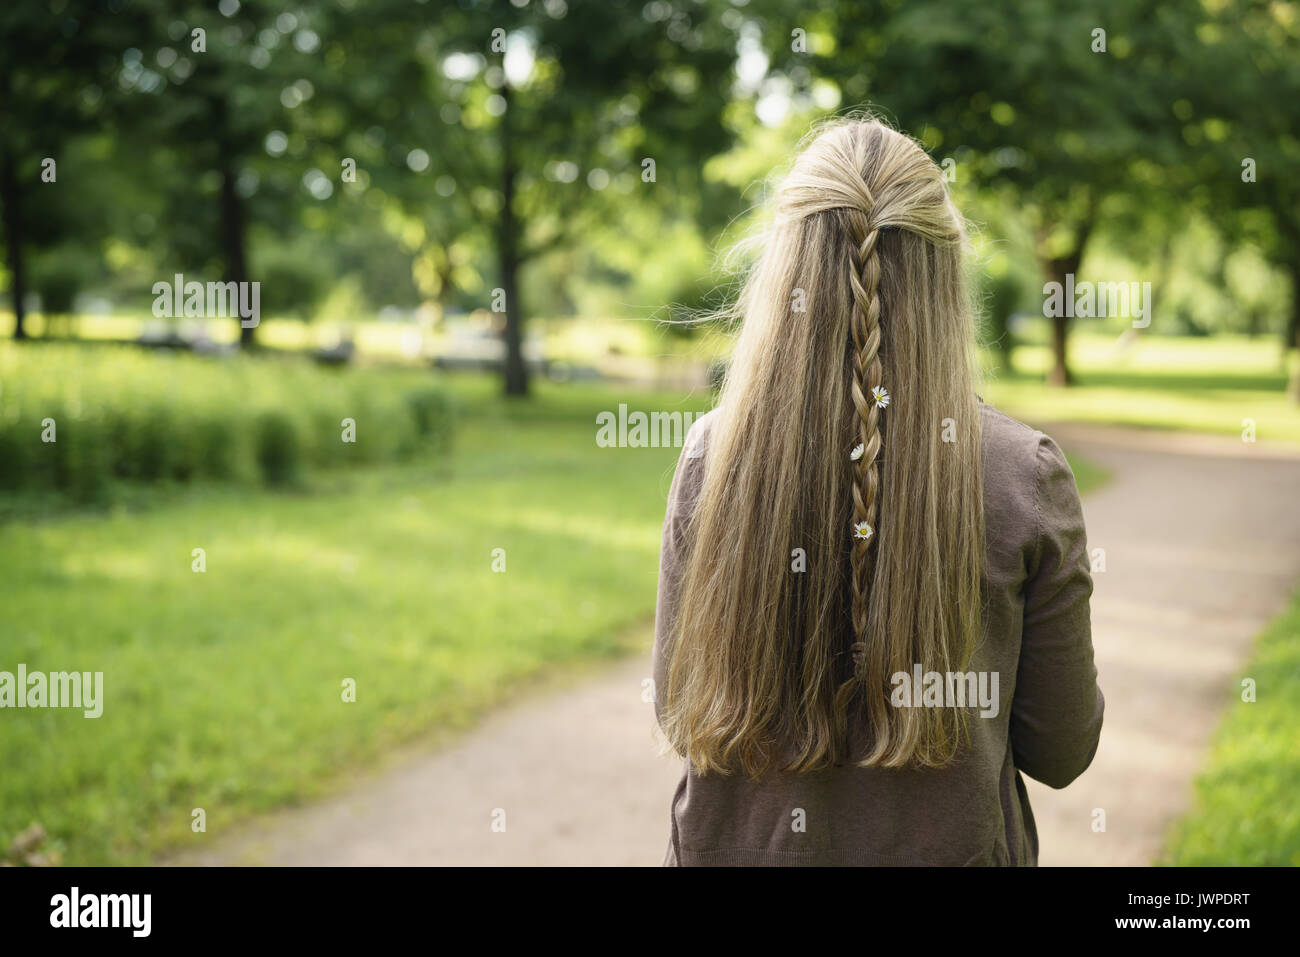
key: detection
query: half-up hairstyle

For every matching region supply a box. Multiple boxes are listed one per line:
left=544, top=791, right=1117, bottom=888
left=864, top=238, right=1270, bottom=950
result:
left=660, top=116, right=984, bottom=776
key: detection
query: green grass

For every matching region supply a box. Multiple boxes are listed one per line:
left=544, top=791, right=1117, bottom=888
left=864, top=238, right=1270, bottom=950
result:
left=1160, top=588, right=1300, bottom=866
left=0, top=367, right=1106, bottom=865
left=0, top=376, right=711, bottom=864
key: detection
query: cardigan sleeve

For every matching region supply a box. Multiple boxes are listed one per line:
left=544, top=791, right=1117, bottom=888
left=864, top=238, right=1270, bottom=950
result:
left=1009, top=433, right=1105, bottom=789
left=651, top=417, right=711, bottom=728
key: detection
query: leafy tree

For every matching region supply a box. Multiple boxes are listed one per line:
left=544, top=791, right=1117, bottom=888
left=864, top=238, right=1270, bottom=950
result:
left=115, top=0, right=349, bottom=346
left=390, top=0, right=741, bottom=395
left=1191, top=0, right=1300, bottom=400
left=0, top=0, right=146, bottom=339
left=749, top=0, right=1213, bottom=384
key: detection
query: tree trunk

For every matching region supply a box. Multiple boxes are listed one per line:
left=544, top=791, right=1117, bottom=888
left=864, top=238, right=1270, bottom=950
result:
left=498, top=84, right=528, bottom=397
left=1035, top=200, right=1098, bottom=388
left=1044, top=254, right=1082, bottom=387
left=1150, top=232, right=1174, bottom=332
left=1, top=150, right=28, bottom=341
left=219, top=162, right=254, bottom=348
left=1288, top=258, right=1300, bottom=404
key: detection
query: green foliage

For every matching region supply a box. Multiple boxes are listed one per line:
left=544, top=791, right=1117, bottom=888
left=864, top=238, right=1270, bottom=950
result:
left=251, top=236, right=338, bottom=320
left=405, top=387, right=455, bottom=445
left=977, top=265, right=1029, bottom=363
left=0, top=343, right=455, bottom=500
left=739, top=0, right=1300, bottom=384
left=253, top=410, right=303, bottom=487
left=10, top=0, right=1299, bottom=388
left=29, top=243, right=104, bottom=316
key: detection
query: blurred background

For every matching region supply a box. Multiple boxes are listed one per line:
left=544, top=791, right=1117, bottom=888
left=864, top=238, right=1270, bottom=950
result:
left=1, top=0, right=1298, bottom=867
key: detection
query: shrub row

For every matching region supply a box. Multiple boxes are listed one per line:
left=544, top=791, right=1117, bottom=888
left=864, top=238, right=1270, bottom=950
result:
left=0, top=343, right=455, bottom=500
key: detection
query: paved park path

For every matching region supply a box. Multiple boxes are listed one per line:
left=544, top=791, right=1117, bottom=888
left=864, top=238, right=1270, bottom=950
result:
left=167, top=424, right=1300, bottom=866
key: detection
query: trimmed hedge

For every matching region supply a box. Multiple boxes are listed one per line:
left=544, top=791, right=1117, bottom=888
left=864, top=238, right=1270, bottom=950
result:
left=0, top=343, right=455, bottom=500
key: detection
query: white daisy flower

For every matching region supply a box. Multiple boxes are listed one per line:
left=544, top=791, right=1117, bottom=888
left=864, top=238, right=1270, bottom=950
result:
left=850, top=443, right=864, bottom=462
left=872, top=386, right=891, bottom=408
left=853, top=521, right=874, bottom=542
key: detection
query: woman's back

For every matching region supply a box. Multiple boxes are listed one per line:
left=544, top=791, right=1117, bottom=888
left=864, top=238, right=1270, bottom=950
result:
left=654, top=402, right=1103, bottom=866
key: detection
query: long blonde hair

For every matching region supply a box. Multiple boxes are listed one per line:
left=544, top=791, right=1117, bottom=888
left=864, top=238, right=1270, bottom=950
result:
left=661, top=117, right=984, bottom=776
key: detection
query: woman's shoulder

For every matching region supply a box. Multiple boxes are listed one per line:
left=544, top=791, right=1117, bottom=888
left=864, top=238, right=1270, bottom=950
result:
left=978, top=400, right=1082, bottom=536
left=979, top=398, right=1039, bottom=445
left=980, top=401, right=1073, bottom=474
left=682, top=406, right=721, bottom=456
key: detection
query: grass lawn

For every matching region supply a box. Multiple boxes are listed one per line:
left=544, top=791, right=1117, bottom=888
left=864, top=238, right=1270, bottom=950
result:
left=0, top=375, right=709, bottom=864
left=1160, top=588, right=1300, bottom=866
left=984, top=333, right=1300, bottom=446
left=9, top=312, right=1299, bottom=442
left=0, top=368, right=1105, bottom=865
